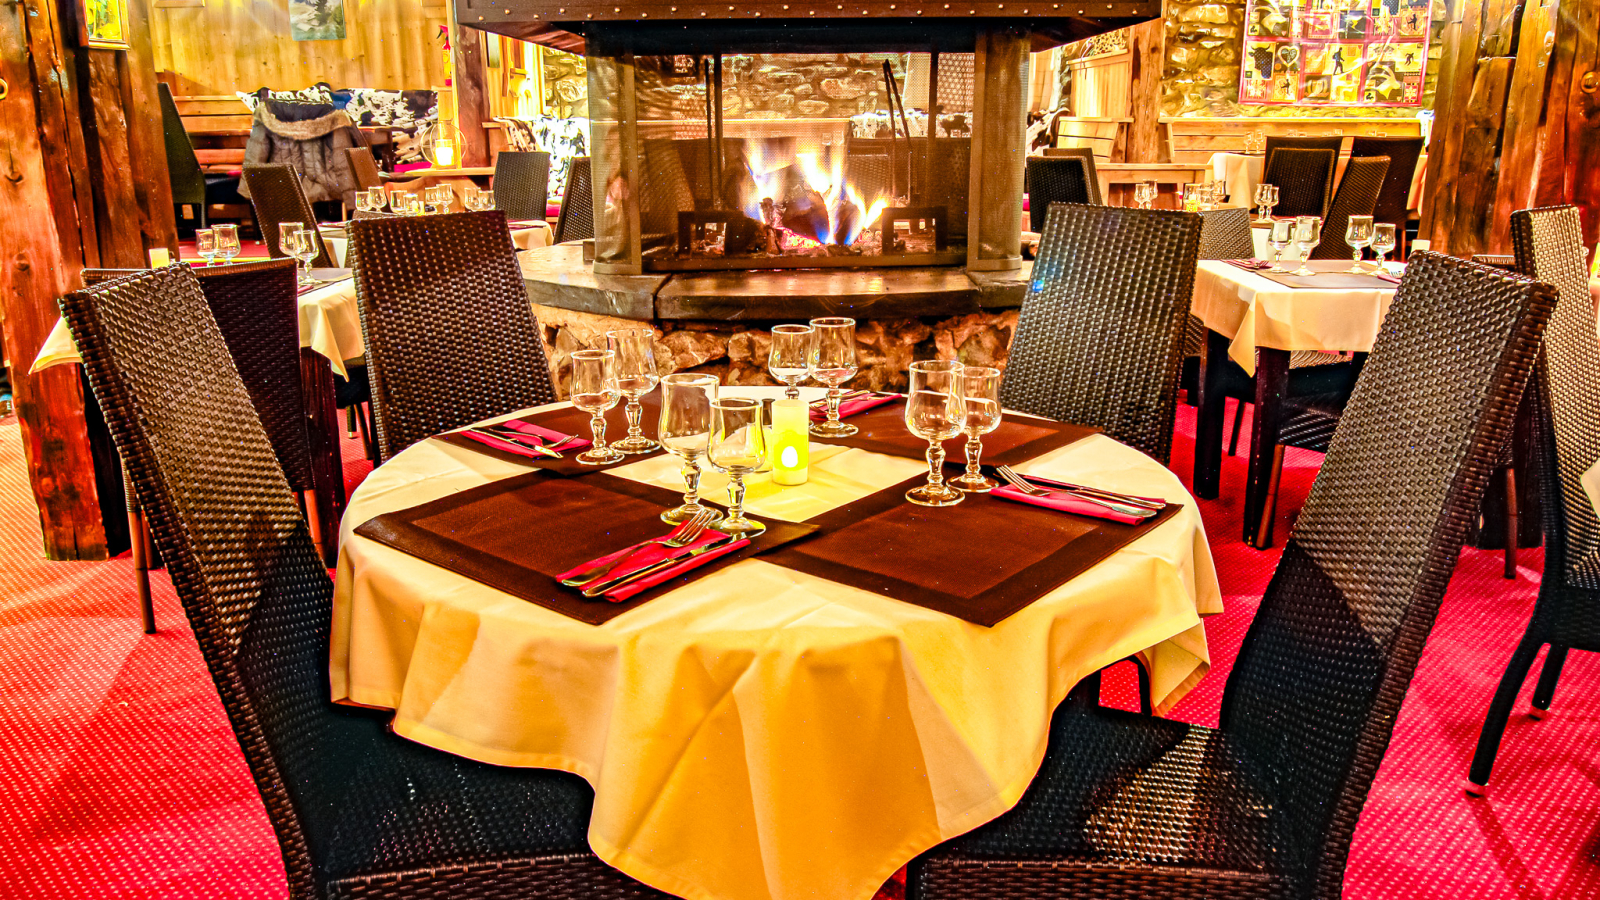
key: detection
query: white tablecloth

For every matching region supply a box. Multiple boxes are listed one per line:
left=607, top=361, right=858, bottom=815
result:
left=1210, top=150, right=1429, bottom=213
left=31, top=275, right=364, bottom=380
left=1191, top=260, right=1397, bottom=375
left=333, top=385, right=1222, bottom=900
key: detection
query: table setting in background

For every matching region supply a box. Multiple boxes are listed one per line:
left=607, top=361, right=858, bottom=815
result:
left=332, top=316, right=1221, bottom=900
left=321, top=184, right=553, bottom=264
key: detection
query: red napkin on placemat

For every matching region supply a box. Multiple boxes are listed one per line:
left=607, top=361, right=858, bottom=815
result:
left=557, top=529, right=749, bottom=602
left=1374, top=270, right=1402, bottom=284
left=992, top=484, right=1151, bottom=525
left=810, top=393, right=897, bottom=422
left=1225, top=258, right=1273, bottom=271
left=456, top=421, right=590, bottom=460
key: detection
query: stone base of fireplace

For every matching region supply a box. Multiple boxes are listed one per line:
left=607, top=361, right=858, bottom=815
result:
left=522, top=244, right=1030, bottom=395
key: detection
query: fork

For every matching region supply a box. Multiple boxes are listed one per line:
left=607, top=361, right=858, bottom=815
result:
left=467, top=424, right=562, bottom=458
left=995, top=467, right=1153, bottom=519
left=559, top=509, right=716, bottom=587
left=482, top=423, right=578, bottom=458
left=995, top=465, right=1165, bottom=510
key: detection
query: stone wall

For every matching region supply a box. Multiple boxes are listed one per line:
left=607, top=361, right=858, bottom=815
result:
left=637, top=53, right=910, bottom=122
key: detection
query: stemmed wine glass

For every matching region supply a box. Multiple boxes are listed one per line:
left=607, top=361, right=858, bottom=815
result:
left=477, top=189, right=496, bottom=212
left=570, top=349, right=625, bottom=465
left=1254, top=183, right=1277, bottom=223
left=433, top=185, right=455, bottom=213
left=1344, top=215, right=1375, bottom=273
left=657, top=373, right=724, bottom=526
left=1182, top=183, right=1205, bottom=212
left=368, top=188, right=389, bottom=213
left=768, top=324, right=813, bottom=399
left=808, top=317, right=859, bottom=438
left=951, top=365, right=1002, bottom=493
left=213, top=224, right=240, bottom=265
left=606, top=329, right=660, bottom=454
left=708, top=398, right=767, bottom=537
left=1268, top=218, right=1294, bottom=272
left=280, top=223, right=313, bottom=284
left=354, top=191, right=372, bottom=215
left=904, top=360, right=966, bottom=507
left=292, top=228, right=321, bottom=284
left=1292, top=216, right=1323, bottom=277
left=1208, top=180, right=1228, bottom=208
left=1371, top=222, right=1397, bottom=270
left=1133, top=181, right=1157, bottom=210
left=196, top=228, right=217, bottom=267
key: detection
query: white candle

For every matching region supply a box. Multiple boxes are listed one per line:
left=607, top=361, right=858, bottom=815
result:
left=770, top=398, right=810, bottom=486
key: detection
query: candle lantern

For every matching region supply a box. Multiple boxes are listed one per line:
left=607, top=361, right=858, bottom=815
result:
left=770, top=398, right=810, bottom=486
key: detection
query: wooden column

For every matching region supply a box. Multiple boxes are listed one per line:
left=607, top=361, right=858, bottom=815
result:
left=1125, top=19, right=1166, bottom=164
left=450, top=0, right=491, bottom=167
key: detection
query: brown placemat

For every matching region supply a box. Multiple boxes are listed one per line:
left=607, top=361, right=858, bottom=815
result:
left=814, top=396, right=1099, bottom=467
left=434, top=390, right=663, bottom=476
left=763, top=477, right=1179, bottom=627
left=1249, top=259, right=1397, bottom=290
left=354, top=470, right=815, bottom=625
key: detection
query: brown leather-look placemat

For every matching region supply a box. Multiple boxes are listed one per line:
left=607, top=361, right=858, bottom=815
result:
left=434, top=389, right=664, bottom=477
left=815, top=396, right=1099, bottom=467
left=763, top=476, right=1179, bottom=627
left=354, top=470, right=815, bottom=625
left=1249, top=259, right=1398, bottom=290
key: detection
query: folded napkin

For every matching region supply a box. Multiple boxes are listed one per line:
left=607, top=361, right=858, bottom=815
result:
left=1373, top=270, right=1402, bottom=284
left=508, top=219, right=546, bottom=230
left=456, top=420, right=590, bottom=459
left=557, top=529, right=749, bottom=602
left=992, top=483, right=1151, bottom=525
left=1226, top=258, right=1272, bottom=271
left=810, top=393, right=897, bottom=422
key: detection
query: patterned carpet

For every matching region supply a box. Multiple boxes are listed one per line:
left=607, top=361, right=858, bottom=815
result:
left=0, top=398, right=1596, bottom=899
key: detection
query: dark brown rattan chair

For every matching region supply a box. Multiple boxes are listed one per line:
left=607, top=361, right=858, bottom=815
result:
left=345, top=146, right=384, bottom=192
left=913, top=250, right=1555, bottom=900
left=554, top=156, right=594, bottom=244
left=1025, top=157, right=1097, bottom=233
left=1000, top=203, right=1202, bottom=465
left=1471, top=253, right=1518, bottom=270
left=493, top=150, right=553, bottom=222
left=1349, top=135, right=1424, bottom=253
left=1312, top=156, right=1390, bottom=260
left=1180, top=208, right=1258, bottom=405
left=59, top=264, right=670, bottom=900
left=1467, top=205, right=1600, bottom=795
left=242, top=163, right=338, bottom=268
left=349, top=210, right=558, bottom=462
left=1261, top=147, right=1337, bottom=219
left=1261, top=134, right=1345, bottom=165
left=1039, top=147, right=1104, bottom=204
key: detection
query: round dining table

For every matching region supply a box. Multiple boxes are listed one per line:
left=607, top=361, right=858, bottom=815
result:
left=332, top=385, right=1222, bottom=900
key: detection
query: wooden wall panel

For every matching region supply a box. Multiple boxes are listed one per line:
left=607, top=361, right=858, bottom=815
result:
left=149, top=0, right=450, bottom=96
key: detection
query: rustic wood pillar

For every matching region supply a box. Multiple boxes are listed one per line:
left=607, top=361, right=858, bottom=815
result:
left=1125, top=19, right=1166, bottom=164
left=450, top=0, right=491, bottom=167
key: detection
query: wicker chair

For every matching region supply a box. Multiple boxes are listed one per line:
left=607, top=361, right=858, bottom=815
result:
left=913, top=250, right=1555, bottom=900
left=1348, top=135, right=1424, bottom=254
left=1261, top=134, right=1345, bottom=165
left=59, top=264, right=670, bottom=900
left=1025, top=157, right=1097, bottom=232
left=554, top=156, right=594, bottom=243
left=242, top=163, right=338, bottom=267
left=348, top=210, right=558, bottom=462
left=1039, top=147, right=1103, bottom=204
left=493, top=150, right=553, bottom=222
left=1261, top=147, right=1337, bottom=219
left=1311, top=156, right=1389, bottom=260
left=1000, top=203, right=1202, bottom=465
left=1467, top=205, right=1600, bottom=795
left=1179, top=208, right=1258, bottom=404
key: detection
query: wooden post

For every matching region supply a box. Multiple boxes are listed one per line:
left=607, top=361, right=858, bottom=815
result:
left=1125, top=19, right=1166, bottom=165
left=450, top=0, right=491, bottom=167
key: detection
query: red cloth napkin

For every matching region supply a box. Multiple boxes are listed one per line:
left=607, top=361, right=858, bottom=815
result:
left=556, top=529, right=750, bottom=602
left=456, top=421, right=590, bottom=459
left=992, top=484, right=1150, bottom=525
left=1374, top=270, right=1402, bottom=284
left=809, top=393, right=897, bottom=422
left=1225, top=258, right=1272, bottom=271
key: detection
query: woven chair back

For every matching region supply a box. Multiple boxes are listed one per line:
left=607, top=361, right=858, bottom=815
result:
left=1039, top=147, right=1103, bottom=204
left=1198, top=207, right=1256, bottom=260
left=1312, top=156, right=1389, bottom=260
left=493, top=150, right=553, bottom=222
left=554, top=156, right=594, bottom=243
left=1512, top=207, right=1600, bottom=611
left=1261, top=147, right=1336, bottom=219
left=1262, top=134, right=1345, bottom=164
left=242, top=163, right=337, bottom=268
left=1000, top=203, right=1202, bottom=464
left=1348, top=136, right=1423, bottom=233
left=344, top=147, right=384, bottom=191
left=159, top=83, right=206, bottom=206
left=1221, top=251, right=1555, bottom=896
left=1025, top=157, right=1095, bottom=232
left=349, top=210, right=558, bottom=461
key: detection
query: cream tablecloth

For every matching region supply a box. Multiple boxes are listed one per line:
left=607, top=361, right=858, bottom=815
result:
left=30, top=275, right=364, bottom=379
left=1191, top=260, right=1397, bottom=375
left=333, top=385, right=1222, bottom=900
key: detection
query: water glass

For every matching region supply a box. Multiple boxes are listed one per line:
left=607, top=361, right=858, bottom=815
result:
left=1182, top=183, right=1205, bottom=212
left=904, top=360, right=966, bottom=507
left=1345, top=215, right=1375, bottom=273
left=1133, top=181, right=1157, bottom=210
left=213, top=224, right=240, bottom=265
left=368, top=188, right=389, bottom=212
left=808, top=317, right=860, bottom=438
left=1371, top=222, right=1397, bottom=269
left=768, top=324, right=813, bottom=399
left=354, top=192, right=372, bottom=214
left=1268, top=218, right=1294, bottom=272
left=657, top=373, right=723, bottom=526
left=1293, top=216, right=1323, bottom=276
left=606, top=329, right=661, bottom=454
left=478, top=189, right=496, bottom=211
left=570, top=349, right=625, bottom=466
left=708, top=398, right=767, bottom=537
left=1208, top=180, right=1228, bottom=208
left=951, top=366, right=1002, bottom=493
left=196, top=228, right=217, bottom=266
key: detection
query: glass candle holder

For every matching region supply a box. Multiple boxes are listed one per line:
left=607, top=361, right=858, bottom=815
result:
left=769, top=398, right=810, bottom=486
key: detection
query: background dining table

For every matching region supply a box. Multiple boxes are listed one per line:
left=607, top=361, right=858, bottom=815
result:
left=333, top=385, right=1222, bottom=900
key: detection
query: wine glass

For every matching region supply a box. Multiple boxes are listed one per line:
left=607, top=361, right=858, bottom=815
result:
left=768, top=324, right=813, bottom=399
left=1133, top=181, right=1157, bottom=210
left=368, top=188, right=389, bottom=212
left=1182, top=183, right=1204, bottom=212
left=1293, top=216, right=1323, bottom=276
left=1254, top=183, right=1276, bottom=223
left=905, top=360, right=966, bottom=507
left=407, top=192, right=426, bottom=216
left=708, top=398, right=767, bottom=537
left=606, top=329, right=660, bottom=454
left=1371, top=222, right=1397, bottom=270
left=195, top=228, right=217, bottom=267
left=951, top=365, right=1002, bottom=493
left=808, top=317, right=859, bottom=438
left=280, top=222, right=308, bottom=269
left=354, top=191, right=372, bottom=215
left=1268, top=218, right=1295, bottom=272
left=292, top=228, right=321, bottom=285
left=463, top=188, right=482, bottom=212
left=213, top=224, right=240, bottom=265
left=433, top=185, right=454, bottom=213
left=657, top=373, right=724, bottom=526
left=478, top=189, right=496, bottom=212
left=1344, top=214, right=1375, bottom=273
left=1208, top=180, right=1228, bottom=208
left=570, top=349, right=625, bottom=465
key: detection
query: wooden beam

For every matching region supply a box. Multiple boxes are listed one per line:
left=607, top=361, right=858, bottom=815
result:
left=1420, top=0, right=1486, bottom=254
left=1556, top=0, right=1600, bottom=252
left=451, top=2, right=492, bottom=167
left=81, top=50, right=147, bottom=268
left=1488, top=0, right=1556, bottom=253
left=122, top=0, right=178, bottom=260
left=1448, top=56, right=1514, bottom=256
left=1124, top=19, right=1165, bottom=164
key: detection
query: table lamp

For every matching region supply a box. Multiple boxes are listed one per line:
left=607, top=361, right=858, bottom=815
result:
left=770, top=398, right=809, bottom=486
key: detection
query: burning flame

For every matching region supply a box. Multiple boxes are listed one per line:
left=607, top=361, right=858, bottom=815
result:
left=741, top=141, right=888, bottom=248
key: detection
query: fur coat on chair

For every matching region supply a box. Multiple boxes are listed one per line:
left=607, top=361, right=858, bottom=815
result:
left=240, top=99, right=364, bottom=207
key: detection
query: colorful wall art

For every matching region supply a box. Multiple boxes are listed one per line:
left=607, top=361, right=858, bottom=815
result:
left=1241, top=0, right=1432, bottom=106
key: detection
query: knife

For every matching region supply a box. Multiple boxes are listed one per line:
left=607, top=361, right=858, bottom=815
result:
left=580, top=534, right=742, bottom=598
left=1013, top=473, right=1166, bottom=510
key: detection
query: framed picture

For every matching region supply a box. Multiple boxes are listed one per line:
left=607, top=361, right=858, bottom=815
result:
left=81, top=0, right=130, bottom=50
left=289, top=0, right=346, bottom=41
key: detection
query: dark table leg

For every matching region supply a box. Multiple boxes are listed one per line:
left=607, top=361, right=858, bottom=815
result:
left=1193, top=328, right=1231, bottom=499
left=1242, top=347, right=1289, bottom=549
left=300, top=349, right=346, bottom=567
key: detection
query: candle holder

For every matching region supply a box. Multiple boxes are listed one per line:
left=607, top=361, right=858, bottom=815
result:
left=769, top=398, right=810, bottom=486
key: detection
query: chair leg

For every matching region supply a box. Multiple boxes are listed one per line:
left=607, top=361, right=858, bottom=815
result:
left=1529, top=644, right=1568, bottom=719
left=301, top=489, right=327, bottom=563
left=1227, top=399, right=1245, bottom=457
left=124, top=468, right=155, bottom=634
left=346, top=406, right=359, bottom=438
left=1466, top=631, right=1545, bottom=795
left=1255, top=444, right=1285, bottom=550
left=1502, top=467, right=1518, bottom=579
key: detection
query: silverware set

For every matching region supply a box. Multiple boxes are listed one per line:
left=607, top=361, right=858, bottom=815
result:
left=995, top=465, right=1163, bottom=520
left=466, top=424, right=580, bottom=458
left=561, top=508, right=717, bottom=592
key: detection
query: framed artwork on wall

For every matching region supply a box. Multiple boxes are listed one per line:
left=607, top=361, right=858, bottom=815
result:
left=289, top=0, right=346, bottom=41
left=81, top=0, right=131, bottom=49
left=1241, top=0, right=1431, bottom=106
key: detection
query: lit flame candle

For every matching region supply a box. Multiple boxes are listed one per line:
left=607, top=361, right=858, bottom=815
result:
left=435, top=137, right=456, bottom=168
left=770, top=397, right=809, bottom=486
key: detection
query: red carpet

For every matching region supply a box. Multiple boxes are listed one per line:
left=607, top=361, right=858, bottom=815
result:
left=1, top=398, right=1596, bottom=899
